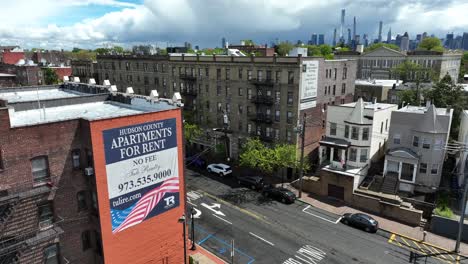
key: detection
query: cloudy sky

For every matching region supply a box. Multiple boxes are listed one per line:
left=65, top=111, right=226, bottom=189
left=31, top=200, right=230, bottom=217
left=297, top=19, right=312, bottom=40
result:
left=1, top=0, right=467, bottom=50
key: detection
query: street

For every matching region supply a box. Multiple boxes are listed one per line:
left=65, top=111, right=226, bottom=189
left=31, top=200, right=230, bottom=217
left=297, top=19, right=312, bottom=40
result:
left=185, top=169, right=446, bottom=264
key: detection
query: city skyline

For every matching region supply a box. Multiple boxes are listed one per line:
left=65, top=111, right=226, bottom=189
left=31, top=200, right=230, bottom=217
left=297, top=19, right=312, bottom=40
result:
left=1, top=0, right=468, bottom=49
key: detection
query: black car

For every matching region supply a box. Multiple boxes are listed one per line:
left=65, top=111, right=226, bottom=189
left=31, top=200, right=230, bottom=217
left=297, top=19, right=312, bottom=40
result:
left=185, top=155, right=206, bottom=169
left=237, top=176, right=264, bottom=190
left=340, top=213, right=379, bottom=233
left=262, top=185, right=296, bottom=204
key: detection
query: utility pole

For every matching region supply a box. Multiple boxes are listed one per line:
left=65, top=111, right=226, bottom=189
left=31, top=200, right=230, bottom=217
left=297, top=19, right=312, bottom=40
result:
left=298, top=113, right=306, bottom=198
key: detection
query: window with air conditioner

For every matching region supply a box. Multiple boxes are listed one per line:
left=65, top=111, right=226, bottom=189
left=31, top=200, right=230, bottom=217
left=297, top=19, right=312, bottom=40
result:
left=72, top=149, right=81, bottom=169
left=38, top=202, right=53, bottom=229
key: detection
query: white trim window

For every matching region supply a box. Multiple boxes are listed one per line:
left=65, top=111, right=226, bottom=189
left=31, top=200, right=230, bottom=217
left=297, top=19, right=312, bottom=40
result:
left=393, top=134, right=401, bottom=145
left=413, top=136, right=419, bottom=147
left=419, top=163, right=427, bottom=174
left=349, top=148, right=357, bottom=162
left=330, top=123, right=337, bottom=136
left=431, top=164, right=439, bottom=175
left=423, top=138, right=431, bottom=149
left=360, top=149, right=368, bottom=163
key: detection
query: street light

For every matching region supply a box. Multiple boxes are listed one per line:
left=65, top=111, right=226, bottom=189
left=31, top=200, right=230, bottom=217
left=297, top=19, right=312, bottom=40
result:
left=178, top=215, right=187, bottom=264
left=190, top=208, right=196, bottom=251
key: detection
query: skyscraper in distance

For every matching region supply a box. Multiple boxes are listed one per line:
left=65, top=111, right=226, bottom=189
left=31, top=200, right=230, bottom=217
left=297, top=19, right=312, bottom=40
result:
left=387, top=28, right=392, bottom=43
left=310, top=34, right=318, bottom=45
left=400, top=32, right=409, bottom=51
left=462, top=32, right=468, bottom=51
left=318, top=34, right=325, bottom=45
left=333, top=28, right=337, bottom=46
left=347, top=28, right=352, bottom=45
left=221, top=37, right=226, bottom=48
left=378, top=21, right=383, bottom=43
left=340, top=9, right=345, bottom=43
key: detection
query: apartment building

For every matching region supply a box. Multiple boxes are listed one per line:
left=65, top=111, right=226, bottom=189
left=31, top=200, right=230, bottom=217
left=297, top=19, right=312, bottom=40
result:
left=95, top=54, right=357, bottom=163
left=384, top=104, right=453, bottom=193
left=335, top=46, right=463, bottom=83
left=0, top=82, right=185, bottom=264
left=318, top=98, right=397, bottom=199
left=71, top=59, right=99, bottom=84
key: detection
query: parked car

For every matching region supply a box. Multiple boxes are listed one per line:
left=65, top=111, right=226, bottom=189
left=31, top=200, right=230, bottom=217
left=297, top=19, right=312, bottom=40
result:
left=340, top=213, right=378, bottom=233
left=207, top=163, right=232, bottom=177
left=262, top=185, right=296, bottom=204
left=185, top=155, right=206, bottom=169
left=237, top=176, right=264, bottom=190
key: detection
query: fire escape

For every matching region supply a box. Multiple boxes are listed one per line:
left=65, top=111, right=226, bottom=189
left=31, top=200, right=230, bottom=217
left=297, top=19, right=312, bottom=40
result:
left=249, top=77, right=275, bottom=142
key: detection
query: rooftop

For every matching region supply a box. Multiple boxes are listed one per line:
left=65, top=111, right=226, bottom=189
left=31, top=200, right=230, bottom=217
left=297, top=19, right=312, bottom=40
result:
left=398, top=105, right=450, bottom=116
left=355, top=79, right=401, bottom=87
left=0, top=88, right=85, bottom=103
left=340, top=101, right=397, bottom=111
left=0, top=73, right=16, bottom=77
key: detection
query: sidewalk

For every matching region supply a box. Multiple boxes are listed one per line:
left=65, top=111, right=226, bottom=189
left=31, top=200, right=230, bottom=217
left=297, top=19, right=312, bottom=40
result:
left=188, top=242, right=227, bottom=264
left=283, top=184, right=468, bottom=256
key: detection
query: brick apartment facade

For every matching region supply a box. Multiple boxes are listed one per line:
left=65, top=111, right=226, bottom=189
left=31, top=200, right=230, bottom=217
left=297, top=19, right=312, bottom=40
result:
left=0, top=83, right=185, bottom=263
left=71, top=60, right=99, bottom=84
left=94, top=54, right=356, bottom=168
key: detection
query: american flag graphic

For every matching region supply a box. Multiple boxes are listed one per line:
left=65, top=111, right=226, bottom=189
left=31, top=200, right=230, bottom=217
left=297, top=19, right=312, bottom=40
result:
left=112, top=178, right=179, bottom=233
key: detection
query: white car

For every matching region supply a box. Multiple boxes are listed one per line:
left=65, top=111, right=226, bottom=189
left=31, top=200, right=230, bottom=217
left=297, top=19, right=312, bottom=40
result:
left=207, top=163, right=232, bottom=177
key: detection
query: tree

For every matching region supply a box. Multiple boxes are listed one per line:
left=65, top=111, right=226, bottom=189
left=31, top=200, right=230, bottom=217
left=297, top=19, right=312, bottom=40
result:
left=397, top=89, right=418, bottom=106
left=43, top=68, right=59, bottom=85
left=239, top=138, right=269, bottom=170
left=95, top=48, right=110, bottom=55
left=365, top=43, right=400, bottom=52
left=459, top=52, right=468, bottom=83
left=418, top=37, right=444, bottom=52
left=113, top=46, right=124, bottom=54
left=183, top=123, right=202, bottom=144
left=242, top=40, right=255, bottom=46
left=392, top=61, right=434, bottom=105
left=424, top=74, right=467, bottom=139
left=275, top=42, right=294, bottom=56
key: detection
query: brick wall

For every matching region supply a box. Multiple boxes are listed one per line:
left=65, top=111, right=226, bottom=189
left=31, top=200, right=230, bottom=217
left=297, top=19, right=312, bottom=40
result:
left=1, top=52, right=25, bottom=65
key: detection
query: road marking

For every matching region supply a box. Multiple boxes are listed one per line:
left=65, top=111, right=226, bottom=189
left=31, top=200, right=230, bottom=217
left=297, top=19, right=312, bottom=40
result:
left=187, top=190, right=203, bottom=202
left=201, top=202, right=226, bottom=216
left=283, top=245, right=326, bottom=264
left=388, top=233, right=396, bottom=243
left=191, top=208, right=202, bottom=219
left=187, top=201, right=197, bottom=207
left=302, top=205, right=341, bottom=224
left=198, top=233, right=214, bottom=245
left=248, top=232, right=274, bottom=246
left=212, top=214, right=232, bottom=225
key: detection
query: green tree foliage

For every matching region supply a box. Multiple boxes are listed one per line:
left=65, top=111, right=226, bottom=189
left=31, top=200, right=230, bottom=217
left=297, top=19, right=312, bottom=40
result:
left=66, top=50, right=97, bottom=61
left=305, top=44, right=334, bottom=59
left=275, top=42, right=294, bottom=56
left=417, top=37, right=444, bottom=52
left=43, top=68, right=59, bottom=85
left=392, top=61, right=433, bottom=84
left=424, top=74, right=467, bottom=139
left=365, top=43, right=400, bottom=52
left=397, top=89, right=418, bottom=106
left=239, top=138, right=310, bottom=175
left=183, top=123, right=202, bottom=144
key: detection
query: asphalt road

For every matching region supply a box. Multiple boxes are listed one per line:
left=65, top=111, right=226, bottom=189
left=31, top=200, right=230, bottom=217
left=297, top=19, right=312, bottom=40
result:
left=185, top=168, right=443, bottom=264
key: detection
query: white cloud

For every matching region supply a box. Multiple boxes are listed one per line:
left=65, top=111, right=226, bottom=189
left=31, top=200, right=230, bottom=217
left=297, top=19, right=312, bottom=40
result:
left=0, top=0, right=467, bottom=49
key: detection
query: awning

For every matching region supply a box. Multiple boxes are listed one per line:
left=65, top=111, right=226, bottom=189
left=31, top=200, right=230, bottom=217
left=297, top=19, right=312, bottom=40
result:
left=319, top=136, right=350, bottom=148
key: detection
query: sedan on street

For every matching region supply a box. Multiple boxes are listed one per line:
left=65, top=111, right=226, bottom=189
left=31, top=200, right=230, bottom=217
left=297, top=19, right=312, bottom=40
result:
left=237, top=176, right=264, bottom=190
left=262, top=185, right=296, bottom=204
left=340, top=213, right=379, bottom=233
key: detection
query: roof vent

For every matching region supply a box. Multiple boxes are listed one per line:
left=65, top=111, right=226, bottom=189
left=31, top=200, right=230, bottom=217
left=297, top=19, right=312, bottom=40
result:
left=73, top=76, right=80, bottom=83
left=103, top=80, right=111, bottom=86
left=149, top=90, right=159, bottom=101
left=172, top=92, right=182, bottom=104
left=63, top=76, right=69, bottom=82
left=88, top=78, right=96, bottom=85
left=109, top=85, right=118, bottom=92
left=126, top=87, right=135, bottom=94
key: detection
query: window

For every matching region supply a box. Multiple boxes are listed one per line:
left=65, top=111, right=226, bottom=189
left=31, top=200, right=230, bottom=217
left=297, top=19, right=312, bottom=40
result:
left=144, top=76, right=149, bottom=85
left=362, top=127, right=369, bottom=141
left=198, top=68, right=202, bottom=76
left=247, top=106, right=252, bottom=114
left=217, top=68, right=221, bottom=80
left=257, top=70, right=263, bottom=81
left=287, top=131, right=292, bottom=142
left=393, top=134, right=401, bottom=144
left=266, top=70, right=272, bottom=81
left=216, top=85, right=221, bottom=96
left=205, top=68, right=209, bottom=77
left=420, top=163, right=427, bottom=174
left=275, top=91, right=280, bottom=103
left=351, top=127, right=359, bottom=140
left=238, top=105, right=243, bottom=114
left=360, top=149, right=368, bottom=163
left=94, top=230, right=103, bottom=256
left=226, top=103, right=231, bottom=113
left=287, top=111, right=293, bottom=124
left=330, top=123, right=337, bottom=136
left=343, top=67, right=347, bottom=79
left=226, top=69, right=230, bottom=80
left=341, top=83, right=346, bottom=95
left=287, top=92, right=293, bottom=105
left=205, top=85, right=209, bottom=93
left=69, top=149, right=80, bottom=169
left=225, top=86, right=230, bottom=96
left=324, top=86, right=327, bottom=95
left=38, top=202, right=53, bottom=228
left=288, top=71, right=294, bottom=84
left=413, top=136, right=419, bottom=147
left=334, top=68, right=337, bottom=79
left=77, top=191, right=88, bottom=211
left=247, top=70, right=252, bottom=80
left=238, top=121, right=243, bottom=131
left=349, top=148, right=357, bottom=162
left=431, top=164, right=439, bottom=174
left=247, top=123, right=252, bottom=133
left=274, top=129, right=280, bottom=140
left=385, top=119, right=388, bottom=131
left=217, top=102, right=222, bottom=113
left=275, top=110, right=280, bottom=122
left=332, top=85, right=336, bottom=95
left=82, top=230, right=91, bottom=251
left=247, top=88, right=252, bottom=99
left=275, top=71, right=281, bottom=83
left=238, top=68, right=243, bottom=79
left=344, top=125, right=349, bottom=138
left=341, top=98, right=345, bottom=104
left=43, top=244, right=59, bottom=264
left=32, top=156, right=49, bottom=183
left=423, top=138, right=431, bottom=149
left=238, top=87, right=243, bottom=96
left=380, top=122, right=383, bottom=133
left=401, top=163, right=415, bottom=181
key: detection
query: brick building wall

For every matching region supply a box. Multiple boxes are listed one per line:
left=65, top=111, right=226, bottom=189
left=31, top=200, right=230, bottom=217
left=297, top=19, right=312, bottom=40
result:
left=1, top=51, right=25, bottom=65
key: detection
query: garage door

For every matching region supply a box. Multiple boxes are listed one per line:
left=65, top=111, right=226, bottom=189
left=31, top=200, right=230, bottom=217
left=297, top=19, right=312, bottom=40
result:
left=328, top=184, right=344, bottom=200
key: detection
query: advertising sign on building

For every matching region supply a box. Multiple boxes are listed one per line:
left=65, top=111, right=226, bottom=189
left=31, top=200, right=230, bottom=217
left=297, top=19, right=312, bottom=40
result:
left=300, top=60, right=319, bottom=110
left=102, top=118, right=180, bottom=233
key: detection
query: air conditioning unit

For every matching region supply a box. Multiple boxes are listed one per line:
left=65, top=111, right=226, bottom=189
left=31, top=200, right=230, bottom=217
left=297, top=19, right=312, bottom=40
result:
left=84, top=167, right=94, bottom=176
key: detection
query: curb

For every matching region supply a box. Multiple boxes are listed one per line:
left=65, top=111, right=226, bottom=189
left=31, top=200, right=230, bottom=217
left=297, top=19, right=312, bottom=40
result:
left=190, top=243, right=229, bottom=264
left=379, top=228, right=456, bottom=253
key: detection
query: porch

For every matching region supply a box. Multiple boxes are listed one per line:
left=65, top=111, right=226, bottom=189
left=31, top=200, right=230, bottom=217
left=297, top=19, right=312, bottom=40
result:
left=319, top=137, right=350, bottom=171
left=384, top=147, right=420, bottom=193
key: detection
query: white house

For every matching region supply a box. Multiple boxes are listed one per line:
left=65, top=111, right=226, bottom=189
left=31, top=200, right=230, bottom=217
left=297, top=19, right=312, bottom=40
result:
left=319, top=98, right=398, bottom=189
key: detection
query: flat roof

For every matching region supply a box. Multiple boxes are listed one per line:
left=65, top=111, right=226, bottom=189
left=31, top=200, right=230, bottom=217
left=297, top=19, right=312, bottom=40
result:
left=398, top=105, right=449, bottom=115
left=0, top=88, right=85, bottom=103
left=355, top=79, right=401, bottom=87
left=0, top=73, right=16, bottom=77
left=340, top=101, right=397, bottom=110
left=8, top=101, right=176, bottom=127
